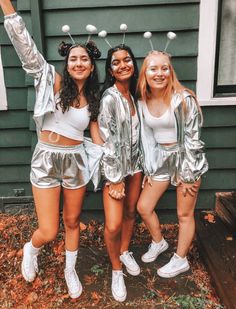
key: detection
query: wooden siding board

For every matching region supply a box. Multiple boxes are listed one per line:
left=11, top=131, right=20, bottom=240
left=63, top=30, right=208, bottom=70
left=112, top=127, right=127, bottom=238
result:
left=16, top=0, right=199, bottom=11
left=6, top=88, right=27, bottom=110
left=0, top=183, right=32, bottom=197
left=43, top=4, right=199, bottom=36
left=0, top=148, right=32, bottom=165
left=206, top=149, right=236, bottom=169
left=46, top=31, right=198, bottom=60
left=4, top=68, right=25, bottom=87
left=0, top=165, right=30, bottom=183
left=202, top=106, right=236, bottom=127
left=1, top=46, right=22, bottom=67
left=0, top=111, right=29, bottom=128
left=0, top=130, right=32, bottom=147
left=202, top=127, right=236, bottom=148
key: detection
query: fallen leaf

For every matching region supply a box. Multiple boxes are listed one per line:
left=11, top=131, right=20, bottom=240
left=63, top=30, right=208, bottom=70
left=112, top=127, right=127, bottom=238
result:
left=80, top=222, right=87, bottom=231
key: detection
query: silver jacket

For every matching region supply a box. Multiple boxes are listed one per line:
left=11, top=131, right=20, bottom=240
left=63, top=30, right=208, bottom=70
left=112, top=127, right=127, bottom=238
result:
left=4, top=13, right=103, bottom=190
left=138, top=91, right=208, bottom=183
left=98, top=86, right=141, bottom=183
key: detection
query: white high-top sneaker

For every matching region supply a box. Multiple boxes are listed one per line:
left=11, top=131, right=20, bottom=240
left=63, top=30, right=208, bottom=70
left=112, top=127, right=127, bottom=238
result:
left=64, top=267, right=83, bottom=298
left=157, top=253, right=190, bottom=278
left=21, top=241, right=39, bottom=282
left=111, top=270, right=127, bottom=302
left=141, top=238, right=169, bottom=263
left=120, top=251, right=140, bottom=276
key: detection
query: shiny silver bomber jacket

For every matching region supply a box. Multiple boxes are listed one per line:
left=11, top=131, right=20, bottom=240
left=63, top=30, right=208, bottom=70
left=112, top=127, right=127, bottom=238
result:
left=98, top=86, right=141, bottom=183
left=4, top=13, right=103, bottom=190
left=138, top=91, right=208, bottom=184
left=4, top=13, right=56, bottom=134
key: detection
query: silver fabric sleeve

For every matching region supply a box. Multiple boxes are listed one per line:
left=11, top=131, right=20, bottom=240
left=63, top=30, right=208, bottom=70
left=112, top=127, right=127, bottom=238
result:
left=98, top=93, right=124, bottom=183
left=178, top=95, right=208, bottom=183
left=4, top=13, right=55, bottom=132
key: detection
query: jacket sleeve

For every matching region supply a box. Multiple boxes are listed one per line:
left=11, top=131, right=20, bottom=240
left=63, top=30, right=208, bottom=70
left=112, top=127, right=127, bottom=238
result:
left=179, top=96, right=208, bottom=183
left=98, top=93, right=124, bottom=183
left=4, top=13, right=45, bottom=79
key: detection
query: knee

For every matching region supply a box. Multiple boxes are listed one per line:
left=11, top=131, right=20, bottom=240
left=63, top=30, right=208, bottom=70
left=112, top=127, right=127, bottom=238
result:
left=137, top=201, right=150, bottom=217
left=177, top=210, right=194, bottom=223
left=64, top=216, right=80, bottom=230
left=105, top=222, right=121, bottom=237
left=39, top=227, right=58, bottom=243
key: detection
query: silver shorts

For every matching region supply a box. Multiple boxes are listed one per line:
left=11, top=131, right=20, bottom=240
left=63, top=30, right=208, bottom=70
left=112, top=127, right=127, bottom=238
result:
left=30, top=141, right=90, bottom=189
left=151, top=143, right=179, bottom=186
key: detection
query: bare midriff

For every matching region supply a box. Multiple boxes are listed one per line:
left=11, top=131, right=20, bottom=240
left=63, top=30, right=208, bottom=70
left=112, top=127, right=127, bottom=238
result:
left=40, top=130, right=83, bottom=146
left=160, top=142, right=177, bottom=146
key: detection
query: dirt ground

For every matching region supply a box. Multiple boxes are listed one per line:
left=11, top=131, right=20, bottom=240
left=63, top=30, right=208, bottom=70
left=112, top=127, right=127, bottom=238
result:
left=0, top=213, right=224, bottom=308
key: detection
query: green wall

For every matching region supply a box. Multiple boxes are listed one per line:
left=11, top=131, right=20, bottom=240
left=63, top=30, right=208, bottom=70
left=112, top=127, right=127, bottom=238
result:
left=0, top=0, right=235, bottom=210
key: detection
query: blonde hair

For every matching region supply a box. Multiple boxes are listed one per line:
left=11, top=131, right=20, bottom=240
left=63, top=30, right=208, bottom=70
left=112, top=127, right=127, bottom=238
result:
left=136, top=51, right=202, bottom=122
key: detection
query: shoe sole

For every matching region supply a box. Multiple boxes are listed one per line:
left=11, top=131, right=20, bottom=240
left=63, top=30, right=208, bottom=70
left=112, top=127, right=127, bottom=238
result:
left=141, top=242, right=169, bottom=263
left=125, top=267, right=140, bottom=276
left=112, top=289, right=127, bottom=302
left=157, top=264, right=190, bottom=278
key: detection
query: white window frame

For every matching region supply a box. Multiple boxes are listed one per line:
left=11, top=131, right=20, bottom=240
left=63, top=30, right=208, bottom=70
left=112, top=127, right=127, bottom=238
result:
left=0, top=45, right=8, bottom=110
left=197, top=0, right=236, bottom=106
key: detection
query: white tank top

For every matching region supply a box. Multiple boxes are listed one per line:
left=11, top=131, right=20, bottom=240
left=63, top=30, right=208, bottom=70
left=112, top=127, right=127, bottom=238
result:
left=142, top=101, right=177, bottom=143
left=42, top=94, right=91, bottom=141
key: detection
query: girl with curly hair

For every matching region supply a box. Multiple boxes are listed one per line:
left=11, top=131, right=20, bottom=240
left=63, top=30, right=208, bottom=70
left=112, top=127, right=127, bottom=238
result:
left=1, top=0, right=102, bottom=299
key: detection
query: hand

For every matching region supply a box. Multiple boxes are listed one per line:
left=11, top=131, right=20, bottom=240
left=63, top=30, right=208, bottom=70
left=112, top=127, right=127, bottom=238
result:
left=178, top=181, right=199, bottom=197
left=142, top=176, right=153, bottom=189
left=109, top=182, right=125, bottom=200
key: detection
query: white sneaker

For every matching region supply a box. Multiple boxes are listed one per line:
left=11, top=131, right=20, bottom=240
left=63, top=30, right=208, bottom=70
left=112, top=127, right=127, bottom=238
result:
left=64, top=268, right=83, bottom=299
left=120, top=251, right=140, bottom=276
left=21, top=242, right=39, bottom=282
left=111, top=270, right=127, bottom=302
left=141, top=239, right=169, bottom=263
left=157, top=253, right=190, bottom=278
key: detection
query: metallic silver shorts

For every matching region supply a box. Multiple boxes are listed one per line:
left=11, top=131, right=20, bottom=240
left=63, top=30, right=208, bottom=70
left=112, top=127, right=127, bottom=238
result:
left=30, top=141, right=90, bottom=189
left=151, top=143, right=179, bottom=186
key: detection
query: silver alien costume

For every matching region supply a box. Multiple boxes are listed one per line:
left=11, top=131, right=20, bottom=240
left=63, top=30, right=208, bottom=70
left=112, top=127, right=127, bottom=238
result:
left=138, top=91, right=208, bottom=185
left=4, top=13, right=103, bottom=189
left=98, top=86, right=142, bottom=184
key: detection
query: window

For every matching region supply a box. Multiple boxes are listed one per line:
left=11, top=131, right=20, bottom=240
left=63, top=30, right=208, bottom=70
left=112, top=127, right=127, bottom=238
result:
left=0, top=45, right=7, bottom=110
left=197, top=0, right=236, bottom=105
left=214, top=0, right=236, bottom=96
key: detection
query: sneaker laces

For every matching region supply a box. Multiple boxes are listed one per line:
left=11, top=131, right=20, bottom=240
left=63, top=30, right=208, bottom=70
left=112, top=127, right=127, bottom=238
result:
left=25, top=254, right=38, bottom=274
left=113, top=271, right=126, bottom=289
left=65, top=268, right=80, bottom=292
left=123, top=251, right=135, bottom=265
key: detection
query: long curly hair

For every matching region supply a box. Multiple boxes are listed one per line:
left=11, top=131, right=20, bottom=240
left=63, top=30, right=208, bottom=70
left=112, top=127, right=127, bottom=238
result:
left=101, top=44, right=139, bottom=99
left=58, top=43, right=100, bottom=121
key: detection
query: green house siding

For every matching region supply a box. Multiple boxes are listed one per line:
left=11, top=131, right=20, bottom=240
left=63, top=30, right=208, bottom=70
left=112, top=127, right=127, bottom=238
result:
left=0, top=0, right=235, bottom=210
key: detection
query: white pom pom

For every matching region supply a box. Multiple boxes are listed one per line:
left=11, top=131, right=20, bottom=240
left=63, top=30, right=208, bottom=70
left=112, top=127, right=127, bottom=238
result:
left=86, top=24, right=97, bottom=34
left=62, top=25, right=70, bottom=33
left=98, top=30, right=107, bottom=38
left=167, top=32, right=176, bottom=40
left=143, top=31, right=152, bottom=39
left=120, top=24, right=128, bottom=31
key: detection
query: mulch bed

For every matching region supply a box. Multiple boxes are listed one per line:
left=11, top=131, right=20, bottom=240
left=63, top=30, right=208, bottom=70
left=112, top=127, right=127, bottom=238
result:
left=0, top=213, right=224, bottom=308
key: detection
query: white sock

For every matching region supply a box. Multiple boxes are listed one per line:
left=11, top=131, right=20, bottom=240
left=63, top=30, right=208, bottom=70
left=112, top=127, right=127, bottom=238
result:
left=153, top=238, right=164, bottom=245
left=174, top=253, right=187, bottom=261
left=29, top=240, right=41, bottom=255
left=65, top=249, right=78, bottom=270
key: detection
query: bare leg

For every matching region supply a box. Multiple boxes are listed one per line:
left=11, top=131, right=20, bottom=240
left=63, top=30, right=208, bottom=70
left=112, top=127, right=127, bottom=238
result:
left=137, top=180, right=170, bottom=242
left=63, top=186, right=87, bottom=251
left=120, top=172, right=142, bottom=253
left=31, top=185, right=61, bottom=248
left=103, top=185, right=124, bottom=270
left=176, top=178, right=201, bottom=257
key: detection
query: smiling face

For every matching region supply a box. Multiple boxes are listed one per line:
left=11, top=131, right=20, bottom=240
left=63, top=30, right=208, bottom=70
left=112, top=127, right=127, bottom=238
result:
left=67, top=46, right=94, bottom=83
left=145, top=53, right=171, bottom=91
left=110, top=49, right=134, bottom=82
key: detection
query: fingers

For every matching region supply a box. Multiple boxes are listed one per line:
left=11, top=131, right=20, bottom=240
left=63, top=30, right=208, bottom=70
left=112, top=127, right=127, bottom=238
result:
left=142, top=176, right=152, bottom=188
left=182, top=185, right=198, bottom=197
left=147, top=176, right=153, bottom=187
left=109, top=188, right=125, bottom=200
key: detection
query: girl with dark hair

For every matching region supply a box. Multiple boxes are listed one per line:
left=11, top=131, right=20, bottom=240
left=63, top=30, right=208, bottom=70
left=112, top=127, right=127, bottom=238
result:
left=1, top=0, right=102, bottom=299
left=98, top=44, right=142, bottom=302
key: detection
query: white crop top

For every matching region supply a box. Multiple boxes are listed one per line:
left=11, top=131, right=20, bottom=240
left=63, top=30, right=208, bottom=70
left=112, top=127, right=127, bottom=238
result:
left=42, top=95, right=90, bottom=141
left=142, top=102, right=177, bottom=143
left=132, top=110, right=139, bottom=145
